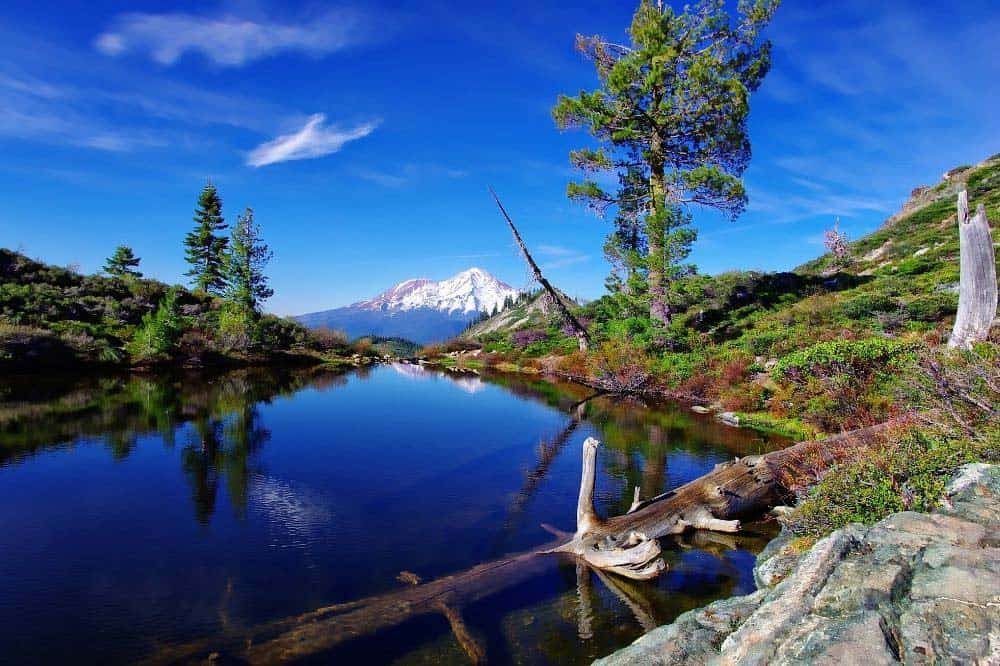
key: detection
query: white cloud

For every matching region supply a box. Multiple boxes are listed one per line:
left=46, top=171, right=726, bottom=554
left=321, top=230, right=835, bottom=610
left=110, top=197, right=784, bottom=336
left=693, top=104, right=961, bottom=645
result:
left=246, top=114, right=376, bottom=167
left=95, top=10, right=367, bottom=67
left=536, top=244, right=590, bottom=269
left=0, top=73, right=167, bottom=152
left=357, top=163, right=467, bottom=187
left=357, top=169, right=408, bottom=187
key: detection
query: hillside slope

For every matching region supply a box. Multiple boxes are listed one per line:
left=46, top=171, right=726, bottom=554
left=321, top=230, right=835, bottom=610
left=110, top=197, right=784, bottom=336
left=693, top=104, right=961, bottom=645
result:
left=454, top=154, right=1000, bottom=436
left=0, top=249, right=325, bottom=368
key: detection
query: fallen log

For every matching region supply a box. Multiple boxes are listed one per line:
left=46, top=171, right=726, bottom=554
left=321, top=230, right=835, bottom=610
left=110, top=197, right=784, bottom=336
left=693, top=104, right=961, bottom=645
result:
left=146, top=420, right=903, bottom=664
left=553, top=420, right=903, bottom=579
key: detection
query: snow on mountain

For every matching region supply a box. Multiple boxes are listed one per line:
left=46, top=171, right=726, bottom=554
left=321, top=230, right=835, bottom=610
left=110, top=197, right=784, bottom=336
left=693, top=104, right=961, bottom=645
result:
left=295, top=268, right=521, bottom=343
left=353, top=268, right=519, bottom=315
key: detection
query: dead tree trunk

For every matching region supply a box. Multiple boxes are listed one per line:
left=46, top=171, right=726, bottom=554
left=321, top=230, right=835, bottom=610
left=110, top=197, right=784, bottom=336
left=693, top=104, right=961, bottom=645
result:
left=146, top=421, right=901, bottom=664
left=489, top=187, right=591, bottom=352
left=950, top=189, right=998, bottom=349
left=547, top=420, right=902, bottom=579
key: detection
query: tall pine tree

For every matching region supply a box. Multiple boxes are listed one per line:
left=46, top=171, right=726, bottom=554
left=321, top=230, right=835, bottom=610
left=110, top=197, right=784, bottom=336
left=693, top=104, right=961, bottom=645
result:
left=184, top=182, right=228, bottom=294
left=103, top=245, right=142, bottom=278
left=553, top=0, right=777, bottom=326
left=226, top=208, right=273, bottom=314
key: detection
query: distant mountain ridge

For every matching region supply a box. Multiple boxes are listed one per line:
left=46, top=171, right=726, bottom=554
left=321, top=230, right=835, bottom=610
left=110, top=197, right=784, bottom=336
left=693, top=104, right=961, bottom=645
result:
left=296, top=268, right=520, bottom=343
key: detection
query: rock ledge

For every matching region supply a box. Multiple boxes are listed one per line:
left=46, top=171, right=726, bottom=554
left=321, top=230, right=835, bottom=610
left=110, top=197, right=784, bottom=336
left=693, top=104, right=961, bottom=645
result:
left=595, top=464, right=1000, bottom=665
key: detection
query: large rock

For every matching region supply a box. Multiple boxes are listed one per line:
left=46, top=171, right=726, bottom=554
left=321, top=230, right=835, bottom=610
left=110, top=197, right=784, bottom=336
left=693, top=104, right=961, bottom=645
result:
left=596, top=464, right=1000, bottom=665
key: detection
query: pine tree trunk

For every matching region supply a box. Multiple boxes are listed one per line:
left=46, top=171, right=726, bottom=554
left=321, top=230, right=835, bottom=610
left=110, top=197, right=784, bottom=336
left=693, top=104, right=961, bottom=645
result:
left=647, top=128, right=669, bottom=327
left=949, top=190, right=998, bottom=349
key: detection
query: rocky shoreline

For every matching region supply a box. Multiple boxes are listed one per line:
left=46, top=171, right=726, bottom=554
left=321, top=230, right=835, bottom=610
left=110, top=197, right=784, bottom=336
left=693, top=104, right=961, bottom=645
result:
left=596, top=464, right=1000, bottom=665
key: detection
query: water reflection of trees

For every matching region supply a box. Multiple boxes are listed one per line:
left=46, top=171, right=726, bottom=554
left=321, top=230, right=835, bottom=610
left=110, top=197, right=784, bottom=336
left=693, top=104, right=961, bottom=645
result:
left=483, top=371, right=788, bottom=519
left=0, top=367, right=351, bottom=521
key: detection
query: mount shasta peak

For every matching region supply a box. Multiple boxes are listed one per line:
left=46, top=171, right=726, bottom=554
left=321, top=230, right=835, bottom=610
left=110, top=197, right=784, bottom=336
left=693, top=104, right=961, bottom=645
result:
left=296, top=268, right=520, bottom=343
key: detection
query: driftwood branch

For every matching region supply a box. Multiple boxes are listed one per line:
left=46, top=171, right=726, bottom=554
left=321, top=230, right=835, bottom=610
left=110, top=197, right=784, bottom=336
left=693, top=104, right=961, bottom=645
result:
left=950, top=189, right=998, bottom=349
left=489, top=187, right=592, bottom=351
left=147, top=421, right=902, bottom=664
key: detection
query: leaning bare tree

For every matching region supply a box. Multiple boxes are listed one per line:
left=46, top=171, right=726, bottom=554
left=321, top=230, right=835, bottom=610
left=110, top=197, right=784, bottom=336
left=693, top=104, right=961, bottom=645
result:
left=490, top=187, right=592, bottom=351
left=949, top=189, right=998, bottom=349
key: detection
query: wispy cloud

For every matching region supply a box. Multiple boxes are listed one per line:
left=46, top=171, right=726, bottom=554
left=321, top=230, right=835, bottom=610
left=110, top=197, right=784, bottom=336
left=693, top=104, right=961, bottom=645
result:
left=0, top=24, right=302, bottom=157
left=0, top=72, right=167, bottom=152
left=746, top=186, right=892, bottom=225
left=95, top=9, right=369, bottom=67
left=357, top=163, right=467, bottom=187
left=246, top=114, right=377, bottom=167
left=536, top=244, right=590, bottom=269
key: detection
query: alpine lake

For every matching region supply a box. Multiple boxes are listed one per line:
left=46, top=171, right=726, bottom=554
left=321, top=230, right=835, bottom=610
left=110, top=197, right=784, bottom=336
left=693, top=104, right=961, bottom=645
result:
left=0, top=363, right=788, bottom=664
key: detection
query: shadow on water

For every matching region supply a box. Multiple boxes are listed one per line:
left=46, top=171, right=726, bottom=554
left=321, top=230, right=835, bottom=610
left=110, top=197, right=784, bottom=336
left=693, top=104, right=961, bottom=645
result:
left=0, top=364, right=785, bottom=665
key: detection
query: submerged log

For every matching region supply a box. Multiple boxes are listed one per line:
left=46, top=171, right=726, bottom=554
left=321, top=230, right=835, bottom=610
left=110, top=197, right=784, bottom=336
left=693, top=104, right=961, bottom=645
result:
left=490, top=187, right=592, bottom=352
left=147, top=422, right=901, bottom=664
left=950, top=189, right=998, bottom=349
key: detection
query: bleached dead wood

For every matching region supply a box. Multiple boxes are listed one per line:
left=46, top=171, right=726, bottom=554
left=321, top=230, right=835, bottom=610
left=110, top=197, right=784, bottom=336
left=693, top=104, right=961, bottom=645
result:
left=490, top=187, right=592, bottom=352
left=950, top=190, right=998, bottom=349
left=146, top=422, right=900, bottom=664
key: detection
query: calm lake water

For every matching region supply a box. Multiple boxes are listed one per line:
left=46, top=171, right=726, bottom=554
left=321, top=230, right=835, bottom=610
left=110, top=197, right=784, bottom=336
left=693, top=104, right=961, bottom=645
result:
left=0, top=364, right=787, bottom=665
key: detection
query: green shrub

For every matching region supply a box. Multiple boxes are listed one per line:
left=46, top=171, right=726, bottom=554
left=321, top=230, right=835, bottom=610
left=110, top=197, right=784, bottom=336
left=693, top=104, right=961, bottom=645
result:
left=774, top=337, right=916, bottom=381
left=839, top=293, right=898, bottom=319
left=127, top=288, right=186, bottom=362
left=893, top=254, right=937, bottom=276
left=787, top=429, right=998, bottom=538
left=904, top=293, right=957, bottom=322
left=218, top=302, right=256, bottom=352
left=258, top=315, right=310, bottom=351
left=967, top=162, right=1000, bottom=198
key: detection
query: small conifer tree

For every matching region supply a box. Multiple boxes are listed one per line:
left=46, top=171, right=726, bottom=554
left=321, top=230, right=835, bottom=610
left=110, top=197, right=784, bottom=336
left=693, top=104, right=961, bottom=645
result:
left=103, top=245, right=142, bottom=278
left=226, top=207, right=274, bottom=314
left=184, top=182, right=228, bottom=294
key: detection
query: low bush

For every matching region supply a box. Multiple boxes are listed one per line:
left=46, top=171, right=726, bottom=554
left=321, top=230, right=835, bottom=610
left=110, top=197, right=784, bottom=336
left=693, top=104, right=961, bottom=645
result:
left=127, top=288, right=187, bottom=363
left=774, top=337, right=915, bottom=382
left=217, top=302, right=256, bottom=352
left=512, top=329, right=548, bottom=348
left=593, top=336, right=651, bottom=392
left=309, top=326, right=350, bottom=352
left=904, top=293, right=957, bottom=322
left=839, top=293, right=898, bottom=319
left=787, top=429, right=999, bottom=538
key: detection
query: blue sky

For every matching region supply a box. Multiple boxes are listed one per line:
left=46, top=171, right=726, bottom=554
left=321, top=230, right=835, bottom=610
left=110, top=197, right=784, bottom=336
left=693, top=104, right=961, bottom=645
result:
left=2, top=1, right=998, bottom=316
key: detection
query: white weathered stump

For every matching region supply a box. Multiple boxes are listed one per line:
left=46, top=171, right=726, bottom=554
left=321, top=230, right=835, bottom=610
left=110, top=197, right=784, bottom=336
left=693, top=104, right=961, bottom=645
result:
left=950, top=190, right=998, bottom=349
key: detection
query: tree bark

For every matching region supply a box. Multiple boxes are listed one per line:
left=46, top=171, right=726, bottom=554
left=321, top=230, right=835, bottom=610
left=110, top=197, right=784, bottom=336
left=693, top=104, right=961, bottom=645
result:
left=647, top=89, right=670, bottom=328
left=489, top=188, right=591, bottom=351
left=549, top=419, right=903, bottom=579
left=949, top=189, right=998, bottom=349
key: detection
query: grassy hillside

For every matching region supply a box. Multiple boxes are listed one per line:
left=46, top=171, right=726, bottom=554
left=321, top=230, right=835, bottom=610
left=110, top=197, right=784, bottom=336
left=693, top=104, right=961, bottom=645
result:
left=0, top=248, right=370, bottom=369
left=454, top=154, right=1000, bottom=438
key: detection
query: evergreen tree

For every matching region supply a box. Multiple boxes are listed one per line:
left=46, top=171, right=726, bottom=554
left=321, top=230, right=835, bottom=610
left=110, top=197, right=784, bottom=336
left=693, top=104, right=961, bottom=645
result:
left=226, top=207, right=273, bottom=314
left=127, top=287, right=185, bottom=361
left=184, top=182, right=228, bottom=294
left=103, top=245, right=142, bottom=278
left=553, top=0, right=777, bottom=326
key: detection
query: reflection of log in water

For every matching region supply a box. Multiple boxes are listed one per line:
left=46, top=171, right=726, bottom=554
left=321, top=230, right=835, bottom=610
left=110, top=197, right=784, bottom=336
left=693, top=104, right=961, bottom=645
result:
left=501, top=396, right=594, bottom=536
left=144, top=536, right=566, bottom=664
left=149, top=422, right=898, bottom=664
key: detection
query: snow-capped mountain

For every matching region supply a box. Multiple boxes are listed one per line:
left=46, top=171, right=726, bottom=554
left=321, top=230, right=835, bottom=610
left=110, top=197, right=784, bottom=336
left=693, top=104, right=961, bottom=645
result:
left=355, top=268, right=517, bottom=314
left=296, top=268, right=520, bottom=343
